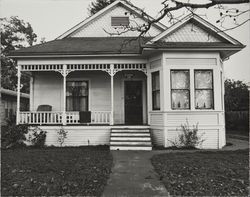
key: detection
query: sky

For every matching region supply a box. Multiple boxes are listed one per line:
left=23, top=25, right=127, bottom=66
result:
left=1, top=0, right=249, bottom=82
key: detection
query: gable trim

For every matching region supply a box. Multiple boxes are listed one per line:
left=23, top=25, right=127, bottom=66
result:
left=56, top=0, right=166, bottom=39
left=148, top=14, right=243, bottom=46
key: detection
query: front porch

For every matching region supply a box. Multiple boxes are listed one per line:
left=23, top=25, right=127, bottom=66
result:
left=17, top=62, right=148, bottom=126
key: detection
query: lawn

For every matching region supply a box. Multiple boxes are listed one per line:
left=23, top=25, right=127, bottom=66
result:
left=1, top=146, right=113, bottom=196
left=151, top=149, right=249, bottom=196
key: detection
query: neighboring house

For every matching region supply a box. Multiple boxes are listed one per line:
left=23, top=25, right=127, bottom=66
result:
left=9, top=0, right=244, bottom=149
left=1, top=88, right=29, bottom=125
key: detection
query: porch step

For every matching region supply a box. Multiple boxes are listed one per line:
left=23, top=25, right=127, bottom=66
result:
left=111, top=133, right=150, bottom=137
left=111, top=129, right=149, bottom=133
left=110, top=128, right=152, bottom=151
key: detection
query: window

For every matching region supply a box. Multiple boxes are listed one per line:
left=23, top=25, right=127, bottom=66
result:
left=171, top=70, right=190, bottom=109
left=152, top=71, right=160, bottom=110
left=66, top=81, right=89, bottom=111
left=194, top=70, right=214, bottom=109
left=111, top=17, right=129, bottom=26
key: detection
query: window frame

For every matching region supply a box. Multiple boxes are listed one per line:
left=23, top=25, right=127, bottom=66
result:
left=170, top=69, right=191, bottom=110
left=66, top=80, right=89, bottom=112
left=194, top=69, right=214, bottom=110
left=151, top=71, right=160, bottom=110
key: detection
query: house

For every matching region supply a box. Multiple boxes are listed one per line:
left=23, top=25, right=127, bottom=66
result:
left=9, top=0, right=244, bottom=150
left=1, top=88, right=29, bottom=125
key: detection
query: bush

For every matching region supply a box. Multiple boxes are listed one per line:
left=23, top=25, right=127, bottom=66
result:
left=170, top=121, right=204, bottom=148
left=28, top=127, right=47, bottom=148
left=1, top=124, right=29, bottom=149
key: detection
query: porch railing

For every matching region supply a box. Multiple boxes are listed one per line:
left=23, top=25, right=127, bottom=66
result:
left=19, top=111, right=63, bottom=124
left=19, top=111, right=111, bottom=125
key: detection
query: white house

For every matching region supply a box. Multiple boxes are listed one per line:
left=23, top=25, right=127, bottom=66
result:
left=10, top=0, right=245, bottom=150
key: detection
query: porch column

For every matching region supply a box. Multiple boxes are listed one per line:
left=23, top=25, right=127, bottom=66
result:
left=62, top=64, right=67, bottom=125
left=16, top=65, right=21, bottom=125
left=110, top=64, right=114, bottom=125
left=29, top=75, right=34, bottom=111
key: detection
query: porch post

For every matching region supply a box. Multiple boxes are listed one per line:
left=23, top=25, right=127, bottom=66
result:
left=30, top=75, right=34, bottom=111
left=110, top=64, right=114, bottom=125
left=62, top=64, right=67, bottom=125
left=16, top=65, right=21, bottom=125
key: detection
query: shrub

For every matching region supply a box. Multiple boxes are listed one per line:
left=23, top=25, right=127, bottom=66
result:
left=28, top=127, right=47, bottom=148
left=1, top=124, right=29, bottom=149
left=57, top=127, right=68, bottom=147
left=170, top=121, right=204, bottom=149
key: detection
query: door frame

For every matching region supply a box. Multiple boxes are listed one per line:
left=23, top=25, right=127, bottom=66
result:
left=122, top=79, right=147, bottom=125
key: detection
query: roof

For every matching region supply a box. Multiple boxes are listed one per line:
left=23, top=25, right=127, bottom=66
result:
left=57, top=0, right=166, bottom=39
left=1, top=88, right=29, bottom=99
left=9, top=13, right=245, bottom=59
left=9, top=37, right=150, bottom=57
left=9, top=37, right=243, bottom=58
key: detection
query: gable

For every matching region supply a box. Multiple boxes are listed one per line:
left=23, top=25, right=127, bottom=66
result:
left=149, top=14, right=243, bottom=46
left=69, top=4, right=163, bottom=38
left=161, top=22, right=221, bottom=43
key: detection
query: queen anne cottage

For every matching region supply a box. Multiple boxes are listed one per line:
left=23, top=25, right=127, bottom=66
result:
left=10, top=0, right=245, bottom=150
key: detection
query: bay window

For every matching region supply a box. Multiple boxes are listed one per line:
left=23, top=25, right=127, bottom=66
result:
left=152, top=71, right=160, bottom=110
left=171, top=70, right=190, bottom=109
left=194, top=70, right=214, bottom=109
left=66, top=81, right=89, bottom=111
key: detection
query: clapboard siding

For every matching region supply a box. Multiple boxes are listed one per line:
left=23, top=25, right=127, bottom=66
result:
left=39, top=126, right=110, bottom=146
left=166, top=129, right=219, bottom=149
left=166, top=58, right=217, bottom=66
left=150, top=113, right=164, bottom=126
left=151, top=129, right=164, bottom=146
left=166, top=112, right=219, bottom=126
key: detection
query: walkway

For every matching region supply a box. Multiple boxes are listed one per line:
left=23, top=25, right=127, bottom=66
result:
left=102, top=137, right=248, bottom=197
left=102, top=151, right=169, bottom=197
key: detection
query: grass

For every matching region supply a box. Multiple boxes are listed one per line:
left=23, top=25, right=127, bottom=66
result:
left=1, top=146, right=113, bottom=196
left=151, top=149, right=249, bottom=196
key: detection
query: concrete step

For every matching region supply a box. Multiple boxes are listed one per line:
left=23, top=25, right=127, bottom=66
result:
left=110, top=137, right=151, bottom=141
left=110, top=141, right=151, bottom=145
left=110, top=146, right=152, bottom=151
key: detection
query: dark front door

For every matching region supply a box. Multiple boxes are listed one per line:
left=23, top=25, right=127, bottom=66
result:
left=125, top=81, right=143, bottom=125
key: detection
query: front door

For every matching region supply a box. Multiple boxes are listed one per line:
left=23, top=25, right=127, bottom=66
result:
left=124, top=81, right=143, bottom=125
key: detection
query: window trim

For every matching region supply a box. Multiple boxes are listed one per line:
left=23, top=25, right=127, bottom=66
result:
left=151, top=71, right=160, bottom=110
left=170, top=69, right=191, bottom=110
left=66, top=80, right=89, bottom=112
left=194, top=69, right=214, bottom=110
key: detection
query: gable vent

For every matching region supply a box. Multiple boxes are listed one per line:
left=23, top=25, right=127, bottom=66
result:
left=111, top=17, right=129, bottom=26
